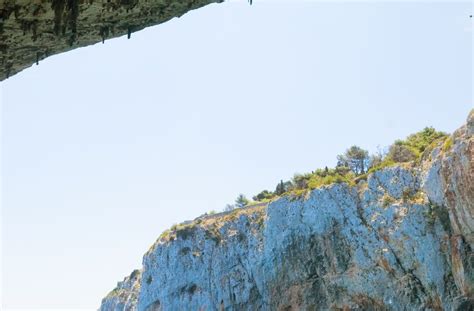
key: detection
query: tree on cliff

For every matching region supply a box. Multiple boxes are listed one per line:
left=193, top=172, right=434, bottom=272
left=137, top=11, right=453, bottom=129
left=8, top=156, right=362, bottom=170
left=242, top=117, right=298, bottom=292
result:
left=387, top=141, right=417, bottom=162
left=275, top=180, right=293, bottom=195
left=337, top=145, right=370, bottom=175
left=235, top=194, right=249, bottom=208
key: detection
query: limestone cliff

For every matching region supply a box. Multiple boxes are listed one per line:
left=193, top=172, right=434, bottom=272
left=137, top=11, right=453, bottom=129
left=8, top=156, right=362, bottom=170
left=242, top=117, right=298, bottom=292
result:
left=100, top=111, right=473, bottom=311
left=0, top=0, right=222, bottom=80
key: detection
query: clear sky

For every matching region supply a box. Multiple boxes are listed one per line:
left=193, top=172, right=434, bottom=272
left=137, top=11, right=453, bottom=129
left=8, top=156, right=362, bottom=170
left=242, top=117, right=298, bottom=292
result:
left=1, top=1, right=472, bottom=309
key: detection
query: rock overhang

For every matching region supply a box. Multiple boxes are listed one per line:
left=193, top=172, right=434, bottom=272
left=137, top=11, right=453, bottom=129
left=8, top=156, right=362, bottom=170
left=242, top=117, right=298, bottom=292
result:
left=0, top=0, right=224, bottom=80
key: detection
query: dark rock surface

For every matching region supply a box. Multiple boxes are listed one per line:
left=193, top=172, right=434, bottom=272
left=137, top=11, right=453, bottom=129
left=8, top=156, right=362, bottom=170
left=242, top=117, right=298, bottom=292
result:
left=0, top=0, right=222, bottom=80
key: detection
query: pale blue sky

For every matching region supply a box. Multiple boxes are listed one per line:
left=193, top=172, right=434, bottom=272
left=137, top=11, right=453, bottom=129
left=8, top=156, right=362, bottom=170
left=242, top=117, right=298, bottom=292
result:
left=1, top=1, right=472, bottom=309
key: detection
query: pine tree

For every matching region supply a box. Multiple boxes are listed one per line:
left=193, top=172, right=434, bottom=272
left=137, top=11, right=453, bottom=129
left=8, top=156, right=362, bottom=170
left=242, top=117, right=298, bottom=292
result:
left=235, top=194, right=249, bottom=208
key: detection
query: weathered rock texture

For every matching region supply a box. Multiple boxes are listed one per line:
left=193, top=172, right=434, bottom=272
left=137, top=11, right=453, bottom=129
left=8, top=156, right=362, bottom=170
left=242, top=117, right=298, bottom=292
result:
left=101, top=111, right=473, bottom=311
left=0, top=0, right=222, bottom=80
left=101, top=269, right=142, bottom=311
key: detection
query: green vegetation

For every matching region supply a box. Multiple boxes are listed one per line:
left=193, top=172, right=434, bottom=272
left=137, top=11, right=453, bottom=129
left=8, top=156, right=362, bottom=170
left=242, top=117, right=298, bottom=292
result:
left=426, top=203, right=451, bottom=233
left=308, top=171, right=355, bottom=189
left=387, top=142, right=417, bottom=163
left=403, top=127, right=447, bottom=154
left=275, top=180, right=293, bottom=195
left=387, top=127, right=448, bottom=163
left=337, top=145, right=370, bottom=175
left=220, top=126, right=450, bottom=211
left=401, top=188, right=427, bottom=204
left=158, top=229, right=172, bottom=240
left=152, top=203, right=266, bottom=249
left=204, top=227, right=221, bottom=244
left=142, top=125, right=456, bottom=258
left=157, top=222, right=199, bottom=242
left=367, top=158, right=396, bottom=174
left=442, top=137, right=453, bottom=152
left=175, top=225, right=197, bottom=240
left=252, top=190, right=275, bottom=201
left=382, top=194, right=395, bottom=208
left=235, top=194, right=250, bottom=208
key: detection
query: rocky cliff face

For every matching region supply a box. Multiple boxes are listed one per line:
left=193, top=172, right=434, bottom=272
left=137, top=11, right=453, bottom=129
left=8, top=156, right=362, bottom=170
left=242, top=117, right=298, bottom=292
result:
left=101, top=111, right=473, bottom=311
left=0, top=0, right=222, bottom=80
left=101, top=269, right=142, bottom=311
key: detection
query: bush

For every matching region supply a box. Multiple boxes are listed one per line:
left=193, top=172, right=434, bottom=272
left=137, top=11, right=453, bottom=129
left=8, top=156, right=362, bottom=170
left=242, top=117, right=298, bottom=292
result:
left=334, top=165, right=352, bottom=176
left=313, top=167, right=329, bottom=177
left=252, top=190, right=275, bottom=201
left=242, top=126, right=447, bottom=210
left=367, top=158, right=396, bottom=174
left=442, top=137, right=453, bottom=152
left=404, top=127, right=447, bottom=153
left=383, top=127, right=448, bottom=163
left=292, top=173, right=312, bottom=190
left=387, top=141, right=417, bottom=163
left=275, top=180, right=293, bottom=195
left=307, top=172, right=354, bottom=189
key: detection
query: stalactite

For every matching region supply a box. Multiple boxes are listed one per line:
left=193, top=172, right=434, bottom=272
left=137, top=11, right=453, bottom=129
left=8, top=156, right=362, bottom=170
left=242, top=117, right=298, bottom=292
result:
left=51, top=0, right=65, bottom=36
left=99, top=26, right=110, bottom=44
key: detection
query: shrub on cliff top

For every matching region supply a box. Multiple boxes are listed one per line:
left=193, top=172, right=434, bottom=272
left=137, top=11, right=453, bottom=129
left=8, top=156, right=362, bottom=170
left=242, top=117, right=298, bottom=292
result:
left=383, top=127, right=447, bottom=164
left=252, top=190, right=275, bottom=202
left=239, top=126, right=446, bottom=207
left=307, top=172, right=355, bottom=189
left=404, top=127, right=447, bottom=153
left=275, top=180, right=293, bottom=195
left=387, top=142, right=417, bottom=163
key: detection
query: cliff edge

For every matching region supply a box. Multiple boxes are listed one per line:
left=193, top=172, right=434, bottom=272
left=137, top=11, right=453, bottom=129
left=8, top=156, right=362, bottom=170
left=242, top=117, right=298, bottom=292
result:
left=100, top=111, right=473, bottom=311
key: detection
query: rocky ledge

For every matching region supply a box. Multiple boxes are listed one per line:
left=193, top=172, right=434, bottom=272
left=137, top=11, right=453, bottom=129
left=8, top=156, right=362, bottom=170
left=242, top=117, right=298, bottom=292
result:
left=101, top=111, right=473, bottom=311
left=0, top=0, right=223, bottom=80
